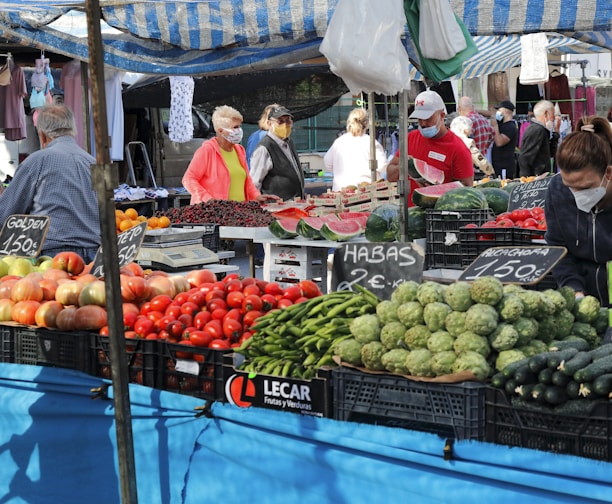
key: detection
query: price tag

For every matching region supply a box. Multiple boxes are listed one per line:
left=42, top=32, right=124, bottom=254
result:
left=0, top=214, right=50, bottom=257
left=91, top=222, right=147, bottom=277
left=331, top=242, right=424, bottom=300
left=507, top=176, right=553, bottom=211
left=459, top=245, right=566, bottom=285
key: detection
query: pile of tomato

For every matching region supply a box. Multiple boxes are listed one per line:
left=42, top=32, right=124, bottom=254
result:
left=465, top=206, right=546, bottom=240
left=102, top=270, right=323, bottom=353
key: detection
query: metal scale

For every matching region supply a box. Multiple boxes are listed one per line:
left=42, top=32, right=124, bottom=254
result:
left=136, top=226, right=219, bottom=271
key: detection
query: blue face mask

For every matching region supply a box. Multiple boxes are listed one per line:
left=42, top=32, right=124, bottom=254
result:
left=419, top=124, right=439, bottom=139
left=495, top=111, right=504, bottom=122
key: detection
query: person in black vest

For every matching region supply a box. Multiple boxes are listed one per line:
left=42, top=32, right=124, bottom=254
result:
left=249, top=105, right=305, bottom=201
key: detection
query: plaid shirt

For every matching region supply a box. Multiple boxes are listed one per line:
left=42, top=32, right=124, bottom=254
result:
left=468, top=111, right=495, bottom=155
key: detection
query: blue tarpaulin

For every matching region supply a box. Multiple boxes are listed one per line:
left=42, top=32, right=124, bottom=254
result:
left=0, top=363, right=611, bottom=503
left=0, top=1, right=609, bottom=78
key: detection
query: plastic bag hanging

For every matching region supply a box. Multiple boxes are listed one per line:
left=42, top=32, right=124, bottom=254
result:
left=319, top=0, right=411, bottom=95
left=418, top=0, right=467, bottom=60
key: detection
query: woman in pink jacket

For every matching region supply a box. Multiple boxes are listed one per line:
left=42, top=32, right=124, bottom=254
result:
left=182, top=105, right=279, bottom=204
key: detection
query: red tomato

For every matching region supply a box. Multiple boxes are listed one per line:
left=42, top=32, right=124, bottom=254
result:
left=531, top=206, right=545, bottom=218
left=242, top=284, right=261, bottom=297
left=73, top=305, right=108, bottom=331
left=496, top=218, right=514, bottom=228
left=297, top=279, right=322, bottom=298
left=145, top=332, right=159, bottom=340
left=173, top=291, right=190, bottom=305
left=189, top=329, right=213, bottom=347
left=185, top=269, right=217, bottom=288
left=242, top=310, right=263, bottom=328
left=205, top=289, right=225, bottom=303
left=536, top=219, right=547, bottom=230
left=510, top=208, right=531, bottom=222
left=242, top=294, right=263, bottom=312
left=224, top=279, right=243, bottom=293
left=463, top=223, right=478, bottom=228
left=495, top=212, right=512, bottom=222
left=124, top=330, right=138, bottom=339
left=209, top=338, right=231, bottom=350
left=260, top=293, right=277, bottom=311
left=264, top=282, right=283, bottom=296
left=481, top=220, right=498, bottom=228
left=177, top=313, right=194, bottom=328
left=99, top=325, right=109, bottom=336
left=203, top=320, right=223, bottom=339
left=147, top=310, right=165, bottom=324
left=197, top=282, right=215, bottom=295
left=123, top=310, right=138, bottom=330
left=223, top=308, right=243, bottom=322
left=165, top=303, right=183, bottom=319
left=294, top=296, right=309, bottom=304
left=175, top=339, right=195, bottom=359
left=239, top=331, right=253, bottom=344
left=206, top=298, right=227, bottom=313
left=155, top=313, right=176, bottom=331
left=521, top=218, right=538, bottom=229
left=241, top=277, right=258, bottom=287
left=149, top=294, right=173, bottom=313
left=140, top=301, right=152, bottom=316
left=50, top=251, right=85, bottom=275
left=277, top=298, right=294, bottom=309
left=223, top=318, right=243, bottom=341
left=34, top=300, right=64, bottom=328
left=166, top=320, right=186, bottom=340
left=222, top=273, right=241, bottom=284
left=187, top=290, right=207, bottom=307
left=194, top=310, right=212, bottom=330
left=226, top=291, right=245, bottom=309
left=211, top=308, right=228, bottom=321
left=180, top=301, right=200, bottom=316
left=134, top=316, right=155, bottom=337
left=282, top=285, right=302, bottom=302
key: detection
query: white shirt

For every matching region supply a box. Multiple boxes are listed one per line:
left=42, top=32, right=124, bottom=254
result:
left=324, top=132, right=387, bottom=191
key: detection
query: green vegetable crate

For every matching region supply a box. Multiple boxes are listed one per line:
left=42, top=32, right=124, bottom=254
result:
left=332, top=367, right=486, bottom=440
left=485, top=387, right=612, bottom=462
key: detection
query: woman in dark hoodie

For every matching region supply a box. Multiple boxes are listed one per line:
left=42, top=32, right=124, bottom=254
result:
left=545, top=115, right=612, bottom=306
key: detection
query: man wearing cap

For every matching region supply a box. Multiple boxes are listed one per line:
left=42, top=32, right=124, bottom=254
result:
left=517, top=100, right=561, bottom=177
left=490, top=100, right=519, bottom=179
left=250, top=105, right=305, bottom=201
left=387, top=90, right=474, bottom=187
left=457, top=96, right=494, bottom=156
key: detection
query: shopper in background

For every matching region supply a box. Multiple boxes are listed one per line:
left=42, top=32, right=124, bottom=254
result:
left=490, top=100, right=519, bottom=179
left=250, top=105, right=305, bottom=200
left=386, top=90, right=474, bottom=186
left=0, top=104, right=100, bottom=262
left=544, top=115, right=612, bottom=307
left=457, top=95, right=495, bottom=157
left=517, top=100, right=561, bottom=177
left=182, top=105, right=278, bottom=204
left=450, top=115, right=494, bottom=178
left=245, top=103, right=280, bottom=170
left=324, top=107, right=388, bottom=191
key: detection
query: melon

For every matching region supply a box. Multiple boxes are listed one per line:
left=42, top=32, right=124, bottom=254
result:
left=411, top=181, right=464, bottom=209
left=268, top=218, right=299, bottom=239
left=296, top=216, right=338, bottom=239
left=320, top=220, right=362, bottom=242
left=406, top=205, right=427, bottom=241
left=338, top=211, right=370, bottom=229
left=502, top=181, right=521, bottom=194
left=364, top=203, right=399, bottom=242
left=479, top=187, right=510, bottom=215
left=477, top=179, right=503, bottom=188
left=434, top=186, right=489, bottom=211
left=408, top=158, right=445, bottom=185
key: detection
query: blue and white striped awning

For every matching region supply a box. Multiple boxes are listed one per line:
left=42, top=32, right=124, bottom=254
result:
left=0, top=0, right=609, bottom=78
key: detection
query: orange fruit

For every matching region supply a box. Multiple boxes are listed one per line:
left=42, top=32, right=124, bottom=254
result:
left=147, top=216, right=160, bottom=229
left=124, top=208, right=139, bottom=220
left=119, top=219, right=133, bottom=232
left=158, top=216, right=171, bottom=228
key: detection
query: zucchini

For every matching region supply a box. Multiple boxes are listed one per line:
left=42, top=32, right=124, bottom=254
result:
left=514, top=365, right=538, bottom=385
left=528, top=352, right=557, bottom=373
left=501, top=357, right=532, bottom=378
left=565, top=380, right=581, bottom=399
left=490, top=372, right=507, bottom=389
left=549, top=338, right=590, bottom=352
left=592, top=373, right=612, bottom=397
left=558, top=351, right=592, bottom=376
left=504, top=378, right=518, bottom=396
left=543, top=385, right=569, bottom=405
left=530, top=383, right=548, bottom=403
left=515, top=383, right=537, bottom=400
left=554, top=398, right=598, bottom=415
left=537, top=367, right=554, bottom=385
left=588, top=343, right=612, bottom=360
left=578, top=382, right=597, bottom=398
left=547, top=347, right=579, bottom=370
left=574, top=354, right=612, bottom=383
left=551, top=370, right=571, bottom=388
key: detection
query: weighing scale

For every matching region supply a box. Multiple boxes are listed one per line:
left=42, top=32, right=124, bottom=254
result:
left=136, top=226, right=219, bottom=271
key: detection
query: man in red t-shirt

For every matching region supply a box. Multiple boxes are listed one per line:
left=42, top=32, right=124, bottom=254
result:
left=387, top=90, right=474, bottom=193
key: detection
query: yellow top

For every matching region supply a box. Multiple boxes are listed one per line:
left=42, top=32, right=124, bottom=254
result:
left=220, top=148, right=246, bottom=201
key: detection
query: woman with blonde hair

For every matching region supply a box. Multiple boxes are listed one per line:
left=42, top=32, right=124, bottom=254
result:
left=324, top=107, right=388, bottom=191
left=450, top=115, right=494, bottom=177
left=545, top=115, right=612, bottom=306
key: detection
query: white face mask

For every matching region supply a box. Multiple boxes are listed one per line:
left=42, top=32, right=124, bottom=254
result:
left=545, top=120, right=554, bottom=131
left=572, top=176, right=609, bottom=213
left=222, top=127, right=243, bottom=144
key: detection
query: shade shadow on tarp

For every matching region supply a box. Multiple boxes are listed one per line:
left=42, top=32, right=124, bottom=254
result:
left=0, top=363, right=612, bottom=503
left=122, top=65, right=349, bottom=123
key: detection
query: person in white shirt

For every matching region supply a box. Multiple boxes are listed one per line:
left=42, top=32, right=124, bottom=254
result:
left=324, top=107, right=387, bottom=191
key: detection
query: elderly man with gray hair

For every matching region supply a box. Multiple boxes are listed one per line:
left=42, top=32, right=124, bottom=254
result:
left=457, top=95, right=495, bottom=156
left=517, top=100, right=561, bottom=177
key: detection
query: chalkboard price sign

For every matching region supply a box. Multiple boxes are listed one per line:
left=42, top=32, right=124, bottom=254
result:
left=508, top=176, right=553, bottom=211
left=459, top=245, right=566, bottom=285
left=91, top=222, right=147, bottom=277
left=0, top=214, right=50, bottom=257
left=332, top=242, right=424, bottom=300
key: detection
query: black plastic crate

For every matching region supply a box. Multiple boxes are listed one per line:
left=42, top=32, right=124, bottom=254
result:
left=156, top=340, right=226, bottom=401
left=425, top=209, right=495, bottom=269
left=91, top=334, right=158, bottom=387
left=513, top=227, right=545, bottom=243
left=14, top=326, right=91, bottom=373
left=175, top=223, right=220, bottom=252
left=0, top=324, right=13, bottom=362
left=485, top=387, right=612, bottom=462
left=332, top=367, right=485, bottom=440
left=459, top=226, right=515, bottom=266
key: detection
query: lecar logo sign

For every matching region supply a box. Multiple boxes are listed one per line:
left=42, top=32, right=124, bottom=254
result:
left=225, top=374, right=256, bottom=408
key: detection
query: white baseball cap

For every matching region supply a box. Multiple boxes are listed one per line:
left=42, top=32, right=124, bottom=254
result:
left=409, top=90, right=447, bottom=120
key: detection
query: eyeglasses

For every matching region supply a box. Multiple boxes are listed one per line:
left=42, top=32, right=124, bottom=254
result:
left=272, top=117, right=293, bottom=125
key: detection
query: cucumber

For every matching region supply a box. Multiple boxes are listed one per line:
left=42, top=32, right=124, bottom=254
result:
left=566, top=380, right=581, bottom=399
left=578, top=382, right=597, bottom=398
left=502, top=357, right=532, bottom=378
left=490, top=372, right=507, bottom=389
left=574, top=354, right=612, bottom=383
left=549, top=338, right=590, bottom=352
left=530, top=383, right=548, bottom=403
left=504, top=378, right=518, bottom=396
left=592, top=373, right=612, bottom=397
left=515, top=383, right=537, bottom=400
left=558, top=351, right=592, bottom=376
left=514, top=365, right=538, bottom=385
left=528, top=352, right=557, bottom=373
left=547, top=347, right=579, bottom=370
left=588, top=343, right=612, bottom=360
left=543, top=385, right=569, bottom=405
left=555, top=398, right=598, bottom=415
left=551, top=370, right=571, bottom=388
left=537, top=367, right=554, bottom=385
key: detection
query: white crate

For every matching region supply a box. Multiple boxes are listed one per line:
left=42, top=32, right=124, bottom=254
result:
left=269, top=262, right=326, bottom=280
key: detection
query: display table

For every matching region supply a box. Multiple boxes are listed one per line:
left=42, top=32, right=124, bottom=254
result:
left=219, top=226, right=270, bottom=277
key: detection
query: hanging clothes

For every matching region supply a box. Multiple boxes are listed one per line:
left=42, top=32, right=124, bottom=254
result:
left=515, top=77, right=544, bottom=116
left=30, top=58, right=49, bottom=110
left=89, top=69, right=125, bottom=161
left=574, top=86, right=596, bottom=119
left=545, top=72, right=573, bottom=124
left=60, top=59, right=85, bottom=149
left=487, top=72, right=510, bottom=107
left=168, top=76, right=195, bottom=143
left=0, top=58, right=27, bottom=141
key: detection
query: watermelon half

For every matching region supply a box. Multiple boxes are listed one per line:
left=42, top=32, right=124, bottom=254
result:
left=268, top=218, right=299, bottom=239
left=320, top=220, right=362, bottom=242
left=338, top=211, right=370, bottom=229
left=408, top=158, right=445, bottom=185
left=412, top=181, right=464, bottom=209
left=365, top=203, right=399, bottom=242
left=296, top=215, right=339, bottom=240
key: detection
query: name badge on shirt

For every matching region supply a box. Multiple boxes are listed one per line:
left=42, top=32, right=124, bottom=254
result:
left=428, top=151, right=446, bottom=163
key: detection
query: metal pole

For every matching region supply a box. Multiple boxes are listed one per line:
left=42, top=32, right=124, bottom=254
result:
left=368, top=92, right=377, bottom=183
left=85, top=1, right=138, bottom=503
left=397, top=90, right=409, bottom=242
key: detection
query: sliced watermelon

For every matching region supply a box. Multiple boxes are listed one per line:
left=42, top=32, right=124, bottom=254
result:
left=411, top=181, right=464, bottom=209
left=408, top=158, right=445, bottom=185
left=268, top=218, right=299, bottom=239
left=365, top=203, right=399, bottom=242
left=320, top=220, right=362, bottom=242
left=296, top=217, right=328, bottom=239
left=338, top=211, right=370, bottom=230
